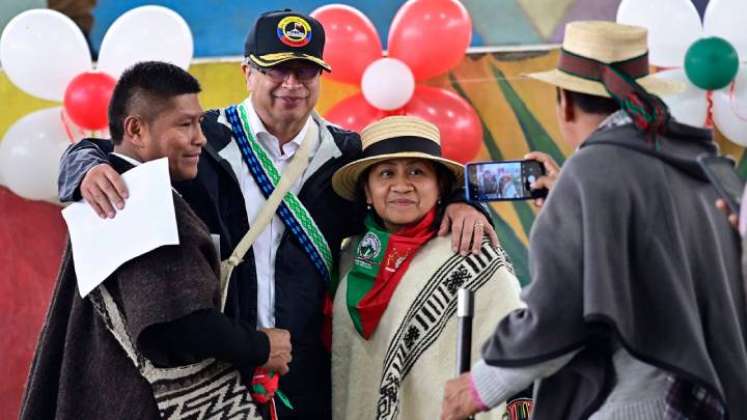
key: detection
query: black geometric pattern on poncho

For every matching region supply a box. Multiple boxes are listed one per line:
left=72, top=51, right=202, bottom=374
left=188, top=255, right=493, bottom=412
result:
left=376, top=240, right=510, bottom=420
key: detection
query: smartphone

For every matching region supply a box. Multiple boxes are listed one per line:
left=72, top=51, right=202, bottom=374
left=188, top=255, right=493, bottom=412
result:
left=697, top=155, right=745, bottom=214
left=464, top=159, right=548, bottom=202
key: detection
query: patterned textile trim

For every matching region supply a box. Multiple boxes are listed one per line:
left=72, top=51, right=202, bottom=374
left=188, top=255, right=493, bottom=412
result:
left=155, top=363, right=259, bottom=419
left=664, top=375, right=725, bottom=420
left=89, top=287, right=262, bottom=419
left=224, top=104, right=333, bottom=282
left=375, top=242, right=512, bottom=420
left=504, top=398, right=533, bottom=420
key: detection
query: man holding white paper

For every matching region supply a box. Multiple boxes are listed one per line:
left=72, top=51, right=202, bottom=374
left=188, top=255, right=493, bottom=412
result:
left=21, top=62, right=285, bottom=420
left=62, top=157, right=180, bottom=297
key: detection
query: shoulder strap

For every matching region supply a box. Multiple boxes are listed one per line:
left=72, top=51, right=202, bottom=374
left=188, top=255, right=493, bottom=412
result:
left=219, top=121, right=317, bottom=309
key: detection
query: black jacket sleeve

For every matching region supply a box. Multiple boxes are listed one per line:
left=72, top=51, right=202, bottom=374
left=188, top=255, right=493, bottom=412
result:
left=58, top=138, right=113, bottom=202
left=139, top=309, right=270, bottom=381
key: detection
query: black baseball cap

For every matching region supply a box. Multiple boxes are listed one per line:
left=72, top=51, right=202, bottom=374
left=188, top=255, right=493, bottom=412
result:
left=244, top=9, right=331, bottom=72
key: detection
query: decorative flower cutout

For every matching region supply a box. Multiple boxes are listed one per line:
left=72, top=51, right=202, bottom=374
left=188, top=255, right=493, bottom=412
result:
left=0, top=6, right=193, bottom=201
left=311, top=1, right=483, bottom=164
left=618, top=0, right=747, bottom=145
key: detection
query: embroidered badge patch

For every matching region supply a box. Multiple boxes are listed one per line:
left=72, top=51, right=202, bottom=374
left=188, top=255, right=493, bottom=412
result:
left=384, top=249, right=409, bottom=273
left=277, top=16, right=312, bottom=48
left=356, top=232, right=381, bottom=267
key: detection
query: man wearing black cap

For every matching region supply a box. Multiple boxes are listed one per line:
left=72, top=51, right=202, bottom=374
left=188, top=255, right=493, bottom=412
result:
left=56, top=9, right=494, bottom=419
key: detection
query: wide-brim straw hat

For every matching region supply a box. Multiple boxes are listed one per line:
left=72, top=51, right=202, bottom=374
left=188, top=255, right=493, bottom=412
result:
left=526, top=21, right=684, bottom=98
left=332, top=116, right=464, bottom=202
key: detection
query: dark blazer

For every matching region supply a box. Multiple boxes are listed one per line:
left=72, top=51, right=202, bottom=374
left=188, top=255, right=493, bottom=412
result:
left=177, top=110, right=365, bottom=417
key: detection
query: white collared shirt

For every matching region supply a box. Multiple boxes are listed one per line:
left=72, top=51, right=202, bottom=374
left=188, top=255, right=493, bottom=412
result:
left=218, top=99, right=319, bottom=328
left=110, top=152, right=142, bottom=167
left=110, top=152, right=187, bottom=199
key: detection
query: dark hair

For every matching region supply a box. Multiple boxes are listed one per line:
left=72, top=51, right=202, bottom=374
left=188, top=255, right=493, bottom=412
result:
left=109, top=61, right=201, bottom=144
left=355, top=159, right=456, bottom=229
left=556, top=87, right=620, bottom=115
left=431, top=164, right=457, bottom=229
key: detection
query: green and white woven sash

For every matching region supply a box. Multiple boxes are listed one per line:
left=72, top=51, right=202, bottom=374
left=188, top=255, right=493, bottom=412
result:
left=225, top=102, right=333, bottom=282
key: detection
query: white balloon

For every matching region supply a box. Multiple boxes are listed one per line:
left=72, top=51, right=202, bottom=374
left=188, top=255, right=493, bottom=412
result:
left=703, top=0, right=747, bottom=62
left=97, top=5, right=194, bottom=79
left=0, top=107, right=71, bottom=201
left=361, top=58, right=415, bottom=111
left=0, top=9, right=91, bottom=101
left=655, top=69, right=708, bottom=127
left=713, top=67, right=747, bottom=146
left=616, top=0, right=702, bottom=67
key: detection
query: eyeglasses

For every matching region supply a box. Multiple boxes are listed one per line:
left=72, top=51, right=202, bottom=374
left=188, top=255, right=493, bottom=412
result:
left=251, top=63, right=321, bottom=83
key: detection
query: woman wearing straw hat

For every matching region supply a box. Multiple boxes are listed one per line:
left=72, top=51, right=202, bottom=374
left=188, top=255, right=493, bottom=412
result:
left=329, top=116, right=523, bottom=420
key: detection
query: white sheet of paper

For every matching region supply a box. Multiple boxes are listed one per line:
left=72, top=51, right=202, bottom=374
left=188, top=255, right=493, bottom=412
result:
left=62, top=157, right=179, bottom=297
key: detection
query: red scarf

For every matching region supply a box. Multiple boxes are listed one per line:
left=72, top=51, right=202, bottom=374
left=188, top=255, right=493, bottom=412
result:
left=347, top=208, right=437, bottom=338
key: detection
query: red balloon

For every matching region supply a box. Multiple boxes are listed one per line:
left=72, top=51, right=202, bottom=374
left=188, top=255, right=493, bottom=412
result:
left=403, top=86, right=482, bottom=164
left=63, top=71, right=116, bottom=130
left=325, top=93, right=387, bottom=133
left=388, top=0, right=472, bottom=81
left=312, top=4, right=383, bottom=85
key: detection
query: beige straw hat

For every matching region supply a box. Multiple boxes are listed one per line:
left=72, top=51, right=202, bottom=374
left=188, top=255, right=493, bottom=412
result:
left=527, top=21, right=684, bottom=97
left=332, top=116, right=464, bottom=201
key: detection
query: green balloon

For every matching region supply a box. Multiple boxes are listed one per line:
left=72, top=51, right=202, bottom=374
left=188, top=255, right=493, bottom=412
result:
left=685, top=37, right=740, bottom=90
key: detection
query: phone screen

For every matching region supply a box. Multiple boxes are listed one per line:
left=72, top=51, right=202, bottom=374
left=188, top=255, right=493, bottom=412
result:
left=699, top=156, right=745, bottom=213
left=465, top=160, right=547, bottom=202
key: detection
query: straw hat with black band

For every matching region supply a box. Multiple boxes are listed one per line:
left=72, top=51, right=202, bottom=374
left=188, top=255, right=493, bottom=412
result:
left=526, top=21, right=685, bottom=135
left=332, top=116, right=464, bottom=202
left=244, top=9, right=332, bottom=71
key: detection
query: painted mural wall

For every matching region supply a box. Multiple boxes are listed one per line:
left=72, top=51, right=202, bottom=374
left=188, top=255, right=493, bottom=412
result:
left=2, top=0, right=712, bottom=57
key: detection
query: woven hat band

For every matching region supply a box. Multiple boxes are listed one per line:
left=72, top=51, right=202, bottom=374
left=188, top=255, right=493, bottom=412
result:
left=558, top=49, right=650, bottom=82
left=362, top=136, right=441, bottom=159
left=556, top=48, right=668, bottom=138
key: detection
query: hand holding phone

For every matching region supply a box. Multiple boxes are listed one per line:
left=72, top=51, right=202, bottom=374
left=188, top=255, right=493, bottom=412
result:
left=465, top=159, right=549, bottom=202
left=524, top=151, right=560, bottom=207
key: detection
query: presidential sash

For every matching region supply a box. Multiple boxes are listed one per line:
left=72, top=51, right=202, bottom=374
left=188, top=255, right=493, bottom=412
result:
left=224, top=103, right=333, bottom=283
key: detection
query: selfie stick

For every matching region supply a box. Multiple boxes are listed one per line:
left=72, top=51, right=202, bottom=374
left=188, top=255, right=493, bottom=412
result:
left=457, top=288, right=475, bottom=420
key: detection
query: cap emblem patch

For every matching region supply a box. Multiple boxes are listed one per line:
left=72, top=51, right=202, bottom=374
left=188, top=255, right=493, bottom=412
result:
left=277, top=16, right=312, bottom=48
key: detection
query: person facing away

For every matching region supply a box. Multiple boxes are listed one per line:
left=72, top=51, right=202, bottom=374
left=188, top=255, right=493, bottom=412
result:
left=20, top=61, right=282, bottom=419
left=442, top=21, right=747, bottom=420
left=56, top=9, right=495, bottom=419
left=329, top=116, right=524, bottom=420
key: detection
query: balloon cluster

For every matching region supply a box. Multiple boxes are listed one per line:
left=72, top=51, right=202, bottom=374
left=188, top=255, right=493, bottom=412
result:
left=0, top=6, right=193, bottom=201
left=312, top=0, right=483, bottom=164
left=618, top=0, right=747, bottom=145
